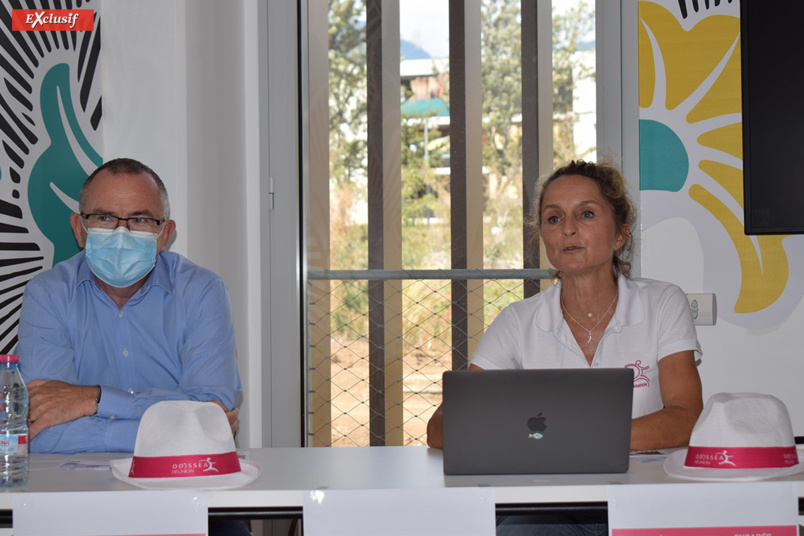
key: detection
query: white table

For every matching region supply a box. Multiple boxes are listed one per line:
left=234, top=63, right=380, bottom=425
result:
left=2, top=446, right=803, bottom=520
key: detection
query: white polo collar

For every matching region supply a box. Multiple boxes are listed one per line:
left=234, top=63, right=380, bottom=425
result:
left=534, top=274, right=646, bottom=333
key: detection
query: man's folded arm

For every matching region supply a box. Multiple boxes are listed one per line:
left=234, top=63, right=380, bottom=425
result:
left=29, top=417, right=140, bottom=454
left=98, top=382, right=240, bottom=421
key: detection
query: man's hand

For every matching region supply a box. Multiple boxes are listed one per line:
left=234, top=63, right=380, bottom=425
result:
left=207, top=400, right=239, bottom=436
left=26, top=380, right=98, bottom=440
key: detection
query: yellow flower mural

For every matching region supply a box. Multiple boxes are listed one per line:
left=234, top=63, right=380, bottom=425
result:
left=638, top=0, right=794, bottom=320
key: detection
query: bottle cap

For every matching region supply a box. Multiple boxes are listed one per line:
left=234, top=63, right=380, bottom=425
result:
left=0, top=355, right=19, bottom=363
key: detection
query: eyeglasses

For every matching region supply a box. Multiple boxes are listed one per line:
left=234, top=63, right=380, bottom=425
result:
left=81, top=213, right=165, bottom=233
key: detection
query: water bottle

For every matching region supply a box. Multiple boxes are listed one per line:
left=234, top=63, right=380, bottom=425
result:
left=0, top=354, right=28, bottom=487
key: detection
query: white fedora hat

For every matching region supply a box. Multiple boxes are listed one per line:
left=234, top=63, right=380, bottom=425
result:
left=110, top=400, right=260, bottom=490
left=664, top=392, right=804, bottom=481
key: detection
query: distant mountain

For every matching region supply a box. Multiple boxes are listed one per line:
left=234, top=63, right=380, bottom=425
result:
left=401, top=40, right=431, bottom=60
left=577, top=39, right=595, bottom=51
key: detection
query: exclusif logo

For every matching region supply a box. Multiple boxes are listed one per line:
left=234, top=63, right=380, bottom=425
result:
left=11, top=9, right=94, bottom=31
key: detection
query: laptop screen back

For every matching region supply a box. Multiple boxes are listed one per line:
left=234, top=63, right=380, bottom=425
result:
left=442, top=368, right=634, bottom=475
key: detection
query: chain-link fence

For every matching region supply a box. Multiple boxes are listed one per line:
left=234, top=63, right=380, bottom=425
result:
left=306, top=269, right=553, bottom=447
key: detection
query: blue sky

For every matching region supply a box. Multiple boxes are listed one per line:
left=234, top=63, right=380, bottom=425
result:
left=400, top=0, right=449, bottom=58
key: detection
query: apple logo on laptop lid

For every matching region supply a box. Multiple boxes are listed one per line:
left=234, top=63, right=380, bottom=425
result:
left=527, top=413, right=546, bottom=439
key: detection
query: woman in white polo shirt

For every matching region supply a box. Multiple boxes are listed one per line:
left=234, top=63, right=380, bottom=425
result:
left=427, top=160, right=703, bottom=452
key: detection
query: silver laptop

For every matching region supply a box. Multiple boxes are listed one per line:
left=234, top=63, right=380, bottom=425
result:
left=441, top=368, right=634, bottom=475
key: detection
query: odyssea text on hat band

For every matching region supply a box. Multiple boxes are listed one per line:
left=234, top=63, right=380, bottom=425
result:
left=684, top=446, right=799, bottom=469
left=11, top=9, right=94, bottom=31
left=129, top=451, right=241, bottom=478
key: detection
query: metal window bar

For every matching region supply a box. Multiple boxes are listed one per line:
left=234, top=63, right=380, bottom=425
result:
left=309, top=269, right=553, bottom=281
left=306, top=269, right=553, bottom=447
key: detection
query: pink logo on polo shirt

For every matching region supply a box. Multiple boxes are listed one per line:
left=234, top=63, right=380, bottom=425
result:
left=625, top=360, right=650, bottom=388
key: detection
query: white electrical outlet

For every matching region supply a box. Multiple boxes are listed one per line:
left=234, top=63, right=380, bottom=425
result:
left=687, top=293, right=717, bottom=326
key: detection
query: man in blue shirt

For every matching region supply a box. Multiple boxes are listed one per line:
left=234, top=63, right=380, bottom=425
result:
left=17, top=158, right=241, bottom=454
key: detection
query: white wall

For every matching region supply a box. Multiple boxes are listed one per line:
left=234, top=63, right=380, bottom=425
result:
left=644, top=219, right=804, bottom=434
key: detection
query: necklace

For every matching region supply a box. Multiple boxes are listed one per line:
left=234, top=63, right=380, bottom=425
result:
left=561, top=291, right=618, bottom=344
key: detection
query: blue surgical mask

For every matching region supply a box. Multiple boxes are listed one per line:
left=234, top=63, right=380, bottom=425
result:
left=84, top=226, right=159, bottom=288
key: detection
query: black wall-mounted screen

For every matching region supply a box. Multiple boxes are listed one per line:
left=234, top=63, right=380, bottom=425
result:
left=742, top=0, right=804, bottom=234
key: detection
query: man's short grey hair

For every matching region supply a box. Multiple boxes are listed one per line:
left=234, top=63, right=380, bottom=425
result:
left=78, top=158, right=170, bottom=220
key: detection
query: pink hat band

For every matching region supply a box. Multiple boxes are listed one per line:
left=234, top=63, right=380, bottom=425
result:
left=110, top=401, right=261, bottom=490
left=129, top=451, right=241, bottom=479
left=684, top=446, right=799, bottom=470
